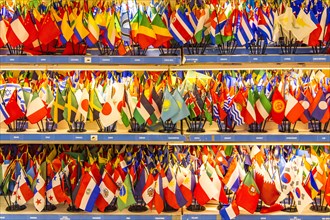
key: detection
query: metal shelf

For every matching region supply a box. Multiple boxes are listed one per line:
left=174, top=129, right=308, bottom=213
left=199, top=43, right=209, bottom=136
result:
left=1, top=130, right=328, bottom=144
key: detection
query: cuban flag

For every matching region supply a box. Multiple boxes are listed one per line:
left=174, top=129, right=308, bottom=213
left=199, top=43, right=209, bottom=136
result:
left=169, top=9, right=194, bottom=45
left=74, top=172, right=100, bottom=212
left=234, top=12, right=254, bottom=47
left=257, top=8, right=274, bottom=43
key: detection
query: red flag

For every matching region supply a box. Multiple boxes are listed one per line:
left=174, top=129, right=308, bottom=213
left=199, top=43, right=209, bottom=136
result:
left=142, top=173, right=155, bottom=209
left=6, top=11, right=29, bottom=47
left=95, top=171, right=117, bottom=212
left=26, top=95, right=47, bottom=124
left=236, top=171, right=260, bottom=214
left=39, top=13, right=60, bottom=45
left=23, top=11, right=39, bottom=47
left=154, top=173, right=164, bottom=214
left=325, top=174, right=330, bottom=206
left=271, top=88, right=285, bottom=124
left=4, top=90, right=25, bottom=124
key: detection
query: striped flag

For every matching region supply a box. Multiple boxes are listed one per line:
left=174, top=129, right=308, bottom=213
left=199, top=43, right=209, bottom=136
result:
left=133, top=93, right=155, bottom=125
left=234, top=12, right=253, bottom=46
left=0, top=16, right=8, bottom=48
left=74, top=172, right=100, bottom=212
left=6, top=10, right=29, bottom=47
left=229, top=91, right=245, bottom=126
left=169, top=8, right=194, bottom=45
left=86, top=13, right=99, bottom=46
left=0, top=101, right=9, bottom=123
left=120, top=3, right=131, bottom=42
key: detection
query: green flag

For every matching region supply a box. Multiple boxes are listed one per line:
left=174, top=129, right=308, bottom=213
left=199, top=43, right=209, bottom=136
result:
left=63, top=88, right=78, bottom=125
left=51, top=88, right=65, bottom=124
left=117, top=174, right=136, bottom=211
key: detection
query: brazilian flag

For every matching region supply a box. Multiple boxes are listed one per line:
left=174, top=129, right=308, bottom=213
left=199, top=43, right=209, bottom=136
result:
left=117, top=174, right=136, bottom=211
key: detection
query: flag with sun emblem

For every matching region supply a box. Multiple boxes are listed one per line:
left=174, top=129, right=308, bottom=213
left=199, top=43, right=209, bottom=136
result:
left=117, top=174, right=136, bottom=211
left=161, top=87, right=179, bottom=122
left=171, top=89, right=190, bottom=123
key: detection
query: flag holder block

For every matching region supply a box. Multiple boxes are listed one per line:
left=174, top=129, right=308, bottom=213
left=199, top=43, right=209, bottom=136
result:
left=129, top=44, right=148, bottom=56
left=310, top=191, right=330, bottom=213
left=163, top=202, right=179, bottom=212
left=278, top=118, right=298, bottom=133
left=158, top=42, right=181, bottom=56
left=128, top=197, right=148, bottom=212
left=128, top=118, right=147, bottom=133
left=217, top=39, right=238, bottom=55
left=282, top=194, right=297, bottom=212
left=40, top=202, right=57, bottom=212
left=216, top=118, right=236, bottom=133
left=6, top=118, right=27, bottom=132
left=249, top=37, right=267, bottom=54
left=36, top=119, right=57, bottom=132
left=67, top=206, right=82, bottom=212
left=186, top=199, right=205, bottom=212
left=98, top=197, right=118, bottom=212
left=186, top=116, right=206, bottom=133
left=67, top=121, right=86, bottom=133
left=159, top=119, right=178, bottom=133
left=6, top=44, right=25, bottom=55
left=248, top=121, right=268, bottom=133
left=97, top=42, right=118, bottom=55
left=309, top=119, right=329, bottom=133
left=311, top=41, right=330, bottom=54
left=185, top=36, right=210, bottom=55
left=5, top=204, right=27, bottom=212
left=98, top=122, right=117, bottom=133
left=278, top=37, right=301, bottom=54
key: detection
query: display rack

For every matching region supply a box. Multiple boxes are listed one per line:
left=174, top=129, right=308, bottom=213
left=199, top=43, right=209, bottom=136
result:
left=0, top=53, right=329, bottom=220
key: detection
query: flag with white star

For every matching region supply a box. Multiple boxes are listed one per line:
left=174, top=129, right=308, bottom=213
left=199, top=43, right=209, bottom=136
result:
left=34, top=172, right=46, bottom=212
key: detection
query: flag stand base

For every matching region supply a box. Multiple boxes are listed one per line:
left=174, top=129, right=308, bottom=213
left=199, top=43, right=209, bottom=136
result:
left=282, top=207, right=298, bottom=212
left=248, top=130, right=267, bottom=133
left=67, top=129, right=87, bottom=133
left=186, top=205, right=205, bottom=212
left=310, top=205, right=330, bottom=213
left=40, top=204, right=57, bottom=212
left=163, top=203, right=178, bottom=213
left=67, top=206, right=82, bottom=212
left=128, top=204, right=148, bottom=212
left=310, top=130, right=329, bottom=133
left=159, top=129, right=178, bottom=133
left=97, top=205, right=117, bottom=212
left=186, top=118, right=206, bottom=133
left=160, top=119, right=177, bottom=133
left=217, top=203, right=223, bottom=210
left=6, top=204, right=26, bottom=212
left=128, top=119, right=147, bottom=133
left=98, top=122, right=117, bottom=133
left=279, top=129, right=298, bottom=133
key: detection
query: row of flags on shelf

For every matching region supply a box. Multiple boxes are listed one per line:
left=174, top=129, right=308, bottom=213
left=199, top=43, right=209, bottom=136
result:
left=0, top=0, right=329, bottom=54
left=0, top=144, right=329, bottom=218
left=0, top=68, right=329, bottom=130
